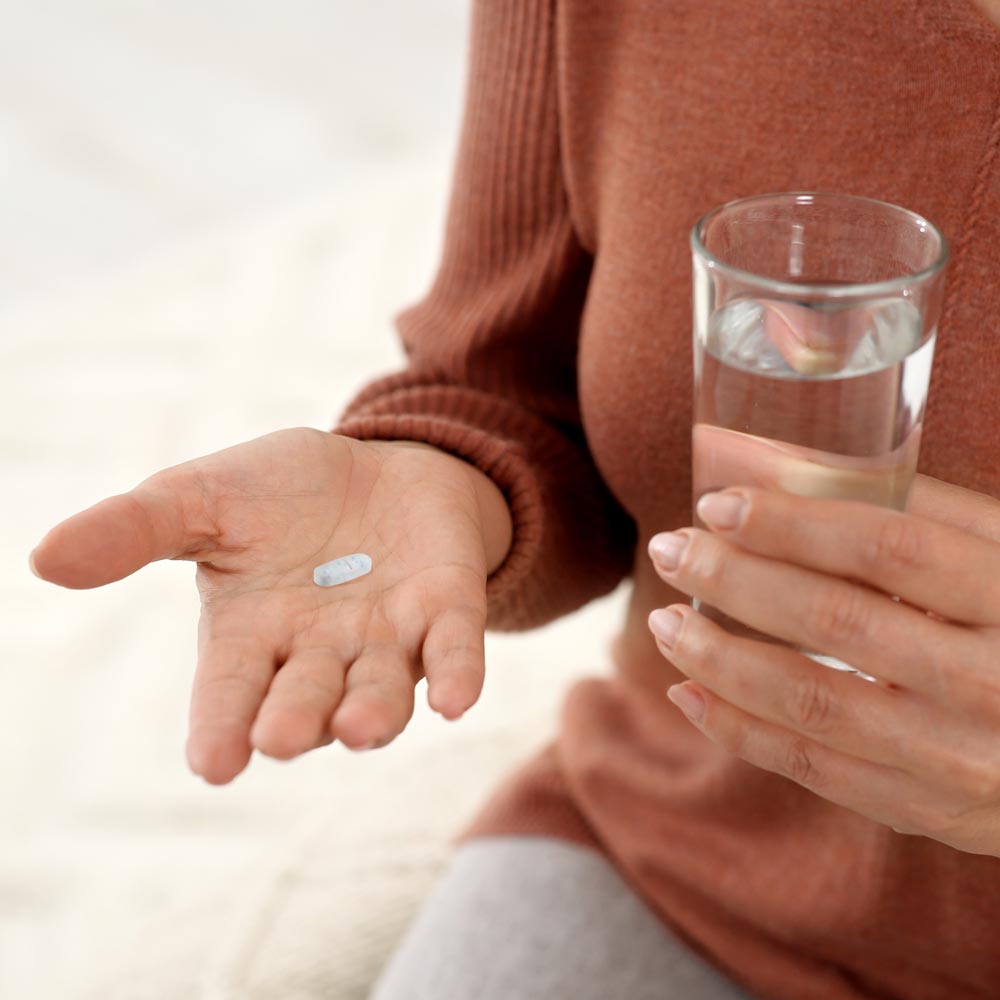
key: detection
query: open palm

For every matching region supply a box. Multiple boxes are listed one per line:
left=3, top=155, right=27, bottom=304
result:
left=30, top=427, right=495, bottom=783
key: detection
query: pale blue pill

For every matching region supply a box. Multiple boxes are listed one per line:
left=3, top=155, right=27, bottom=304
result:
left=313, top=553, right=372, bottom=587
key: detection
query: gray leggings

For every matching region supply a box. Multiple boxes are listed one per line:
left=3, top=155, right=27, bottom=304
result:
left=371, top=836, right=754, bottom=1000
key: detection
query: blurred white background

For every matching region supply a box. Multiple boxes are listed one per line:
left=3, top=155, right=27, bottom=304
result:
left=1, top=3, right=625, bottom=998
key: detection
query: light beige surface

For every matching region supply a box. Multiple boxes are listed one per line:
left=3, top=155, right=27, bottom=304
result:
left=1, top=5, right=627, bottom=998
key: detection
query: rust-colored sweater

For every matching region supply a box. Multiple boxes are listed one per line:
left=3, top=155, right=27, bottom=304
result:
left=333, top=2, right=1000, bottom=997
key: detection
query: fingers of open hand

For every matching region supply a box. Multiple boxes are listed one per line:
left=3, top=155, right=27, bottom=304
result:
left=421, top=603, right=487, bottom=719
left=330, top=643, right=419, bottom=750
left=187, top=631, right=276, bottom=785
left=250, top=646, right=346, bottom=760
left=325, top=570, right=488, bottom=746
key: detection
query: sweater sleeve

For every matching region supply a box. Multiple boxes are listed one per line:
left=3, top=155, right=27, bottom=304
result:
left=331, top=0, right=637, bottom=631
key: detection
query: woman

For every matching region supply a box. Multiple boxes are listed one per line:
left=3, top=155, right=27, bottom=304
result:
left=30, top=1, right=1000, bottom=997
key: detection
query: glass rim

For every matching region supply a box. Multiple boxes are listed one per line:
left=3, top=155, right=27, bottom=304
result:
left=690, top=191, right=950, bottom=299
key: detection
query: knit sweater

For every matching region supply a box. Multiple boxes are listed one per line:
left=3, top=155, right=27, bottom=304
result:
left=333, top=2, right=1000, bottom=997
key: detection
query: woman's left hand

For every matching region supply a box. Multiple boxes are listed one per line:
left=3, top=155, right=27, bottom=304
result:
left=646, top=475, right=1000, bottom=857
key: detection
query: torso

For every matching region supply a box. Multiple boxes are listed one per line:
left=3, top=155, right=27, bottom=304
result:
left=475, top=6, right=1000, bottom=998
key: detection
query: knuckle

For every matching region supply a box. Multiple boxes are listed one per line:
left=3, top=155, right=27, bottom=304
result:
left=865, top=515, right=924, bottom=575
left=673, top=610, right=710, bottom=661
left=787, top=675, right=837, bottom=735
left=808, top=584, right=871, bottom=647
left=781, top=736, right=822, bottom=789
left=686, top=535, right=727, bottom=589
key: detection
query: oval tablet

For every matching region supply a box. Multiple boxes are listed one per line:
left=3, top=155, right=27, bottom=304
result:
left=313, top=553, right=372, bottom=587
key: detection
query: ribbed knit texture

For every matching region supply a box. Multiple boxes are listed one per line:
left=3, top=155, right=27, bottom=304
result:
left=334, top=2, right=1000, bottom=998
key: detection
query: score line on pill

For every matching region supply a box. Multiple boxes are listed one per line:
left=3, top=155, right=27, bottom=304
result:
left=313, top=553, right=373, bottom=587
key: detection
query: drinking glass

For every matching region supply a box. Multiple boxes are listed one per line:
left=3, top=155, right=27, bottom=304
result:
left=690, top=192, right=949, bottom=674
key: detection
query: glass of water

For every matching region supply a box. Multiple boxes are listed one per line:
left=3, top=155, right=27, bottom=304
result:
left=690, top=192, right=949, bottom=673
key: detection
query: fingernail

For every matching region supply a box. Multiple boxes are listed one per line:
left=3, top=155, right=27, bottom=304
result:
left=696, top=491, right=747, bottom=530
left=648, top=532, right=689, bottom=571
left=668, top=684, right=706, bottom=724
left=648, top=607, right=682, bottom=647
left=28, top=549, right=41, bottom=579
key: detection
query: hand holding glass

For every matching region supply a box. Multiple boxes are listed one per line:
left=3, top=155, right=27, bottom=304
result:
left=690, top=192, right=949, bottom=673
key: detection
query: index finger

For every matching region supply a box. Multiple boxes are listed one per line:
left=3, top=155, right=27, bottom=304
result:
left=696, top=487, right=1000, bottom=626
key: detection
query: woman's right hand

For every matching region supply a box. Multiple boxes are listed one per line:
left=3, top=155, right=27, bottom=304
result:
left=29, top=427, right=512, bottom=783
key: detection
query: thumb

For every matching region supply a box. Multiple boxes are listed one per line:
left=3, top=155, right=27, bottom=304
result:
left=30, top=475, right=211, bottom=589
